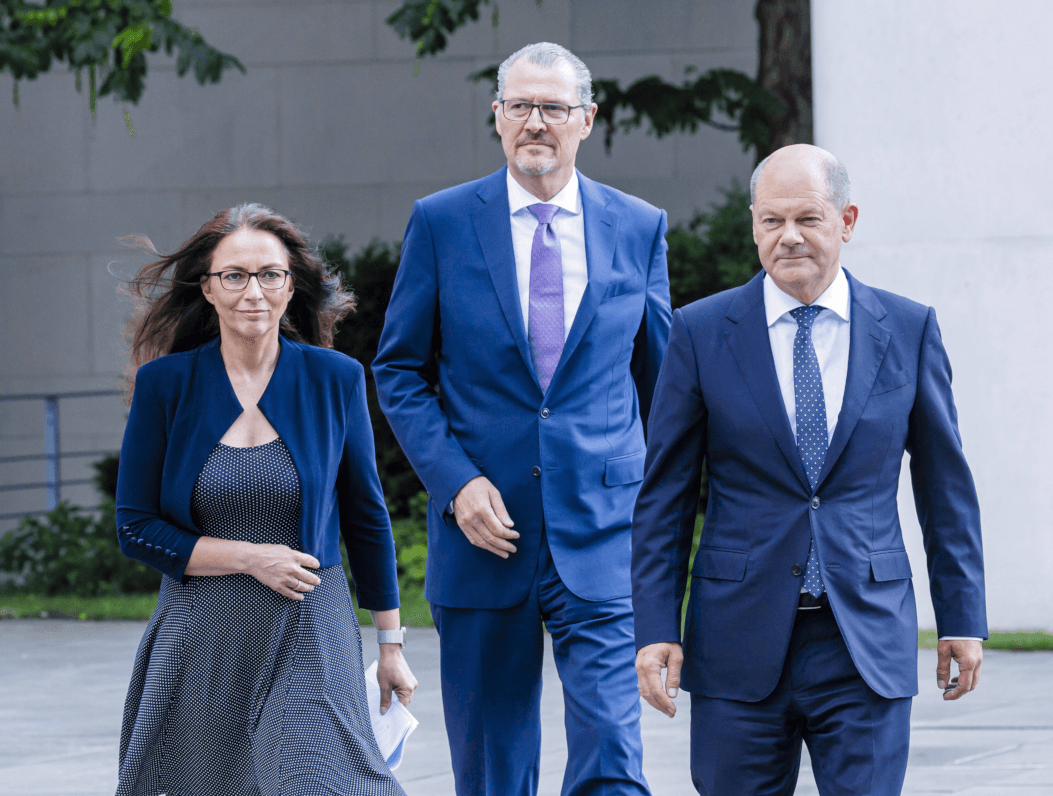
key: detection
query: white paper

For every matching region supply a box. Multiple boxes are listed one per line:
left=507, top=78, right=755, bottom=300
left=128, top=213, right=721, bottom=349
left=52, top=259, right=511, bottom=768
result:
left=364, top=659, right=419, bottom=770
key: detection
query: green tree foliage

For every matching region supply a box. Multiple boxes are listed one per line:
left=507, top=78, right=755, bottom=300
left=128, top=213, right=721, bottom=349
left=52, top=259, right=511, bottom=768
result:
left=0, top=0, right=243, bottom=130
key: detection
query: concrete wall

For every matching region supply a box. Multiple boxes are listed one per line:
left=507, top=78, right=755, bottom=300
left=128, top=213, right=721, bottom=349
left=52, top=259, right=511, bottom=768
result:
left=813, top=1, right=1053, bottom=630
left=0, top=1, right=758, bottom=523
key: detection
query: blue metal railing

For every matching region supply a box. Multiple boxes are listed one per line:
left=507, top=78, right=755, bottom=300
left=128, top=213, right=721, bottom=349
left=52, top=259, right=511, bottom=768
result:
left=0, top=390, right=122, bottom=522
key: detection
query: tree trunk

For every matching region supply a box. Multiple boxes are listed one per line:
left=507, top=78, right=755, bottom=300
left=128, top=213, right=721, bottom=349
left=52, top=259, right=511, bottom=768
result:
left=755, top=0, right=813, bottom=162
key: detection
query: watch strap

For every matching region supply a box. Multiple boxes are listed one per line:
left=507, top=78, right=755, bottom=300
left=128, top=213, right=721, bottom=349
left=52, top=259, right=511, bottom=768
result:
left=377, top=627, right=407, bottom=647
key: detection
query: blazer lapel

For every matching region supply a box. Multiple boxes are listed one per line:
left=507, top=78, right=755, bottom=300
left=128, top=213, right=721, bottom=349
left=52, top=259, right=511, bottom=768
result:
left=723, top=273, right=812, bottom=493
left=257, top=337, right=312, bottom=490
left=471, top=168, right=541, bottom=391
left=555, top=171, right=616, bottom=378
left=815, top=271, right=890, bottom=487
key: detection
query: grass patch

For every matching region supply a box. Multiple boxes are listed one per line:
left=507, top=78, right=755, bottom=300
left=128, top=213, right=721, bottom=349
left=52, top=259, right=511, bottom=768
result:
left=919, top=630, right=1053, bottom=651
left=0, top=586, right=435, bottom=627
left=0, top=593, right=158, bottom=621
left=355, top=585, right=433, bottom=628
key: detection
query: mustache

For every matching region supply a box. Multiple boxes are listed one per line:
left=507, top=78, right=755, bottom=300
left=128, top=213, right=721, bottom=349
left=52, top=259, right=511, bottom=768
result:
left=517, top=133, right=556, bottom=147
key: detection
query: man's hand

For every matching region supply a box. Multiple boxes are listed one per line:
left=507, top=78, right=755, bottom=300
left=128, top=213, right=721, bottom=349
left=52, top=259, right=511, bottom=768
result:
left=937, top=638, right=983, bottom=700
left=452, top=476, right=519, bottom=558
left=636, top=642, right=684, bottom=718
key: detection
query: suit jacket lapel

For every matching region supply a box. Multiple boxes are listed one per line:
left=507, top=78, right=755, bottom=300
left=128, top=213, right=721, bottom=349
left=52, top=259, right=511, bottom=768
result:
left=724, top=273, right=812, bottom=493
left=815, top=271, right=890, bottom=487
left=555, top=171, right=616, bottom=378
left=471, top=168, right=541, bottom=391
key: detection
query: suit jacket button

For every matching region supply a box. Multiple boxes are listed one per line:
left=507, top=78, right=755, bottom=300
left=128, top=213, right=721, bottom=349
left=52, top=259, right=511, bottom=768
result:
left=532, top=466, right=541, bottom=477
left=540, top=408, right=550, bottom=418
left=811, top=496, right=821, bottom=510
left=792, top=564, right=803, bottom=576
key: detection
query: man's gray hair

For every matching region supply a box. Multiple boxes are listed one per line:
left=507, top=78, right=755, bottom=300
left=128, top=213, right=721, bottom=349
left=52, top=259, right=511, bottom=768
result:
left=750, top=152, right=851, bottom=212
left=496, top=42, right=594, bottom=107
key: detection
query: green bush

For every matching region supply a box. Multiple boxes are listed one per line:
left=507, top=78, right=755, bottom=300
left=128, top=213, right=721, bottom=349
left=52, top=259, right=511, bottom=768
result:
left=323, top=237, right=424, bottom=518
left=0, top=500, right=162, bottom=596
left=666, top=181, right=760, bottom=310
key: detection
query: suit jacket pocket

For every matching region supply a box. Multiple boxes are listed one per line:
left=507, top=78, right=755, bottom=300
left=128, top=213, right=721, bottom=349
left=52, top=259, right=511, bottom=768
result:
left=870, top=549, right=912, bottom=581
left=872, top=368, right=909, bottom=395
left=604, top=450, right=645, bottom=486
left=694, top=547, right=749, bottom=581
left=603, top=277, right=641, bottom=300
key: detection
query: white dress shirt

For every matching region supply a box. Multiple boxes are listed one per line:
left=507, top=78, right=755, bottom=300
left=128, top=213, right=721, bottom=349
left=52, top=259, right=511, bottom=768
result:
left=764, top=266, right=851, bottom=446
left=507, top=169, right=589, bottom=340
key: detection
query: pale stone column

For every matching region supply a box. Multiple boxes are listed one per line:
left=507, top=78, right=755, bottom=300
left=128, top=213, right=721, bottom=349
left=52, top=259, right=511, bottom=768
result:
left=812, top=0, right=1053, bottom=630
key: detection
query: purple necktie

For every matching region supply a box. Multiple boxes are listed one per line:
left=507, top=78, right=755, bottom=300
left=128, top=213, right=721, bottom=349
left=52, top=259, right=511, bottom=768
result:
left=527, top=203, right=564, bottom=391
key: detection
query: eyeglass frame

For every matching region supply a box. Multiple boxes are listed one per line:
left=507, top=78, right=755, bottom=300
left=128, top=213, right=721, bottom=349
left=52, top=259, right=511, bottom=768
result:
left=205, top=269, right=293, bottom=291
left=497, top=98, right=590, bottom=125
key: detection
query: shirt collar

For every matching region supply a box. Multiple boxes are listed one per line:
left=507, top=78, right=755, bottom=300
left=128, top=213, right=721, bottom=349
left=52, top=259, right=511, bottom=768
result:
left=763, top=266, right=851, bottom=327
left=506, top=169, right=582, bottom=217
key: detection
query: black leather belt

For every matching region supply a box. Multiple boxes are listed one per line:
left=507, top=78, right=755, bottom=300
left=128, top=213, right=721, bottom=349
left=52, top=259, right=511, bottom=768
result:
left=797, top=592, right=829, bottom=611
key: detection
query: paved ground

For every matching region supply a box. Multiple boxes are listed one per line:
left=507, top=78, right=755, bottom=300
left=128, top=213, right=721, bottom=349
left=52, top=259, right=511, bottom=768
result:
left=1, top=620, right=1050, bottom=795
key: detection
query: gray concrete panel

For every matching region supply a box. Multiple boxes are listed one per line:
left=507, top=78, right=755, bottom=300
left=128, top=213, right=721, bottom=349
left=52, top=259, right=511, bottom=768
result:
left=572, top=0, right=694, bottom=53
left=495, top=0, right=573, bottom=56
left=279, top=62, right=476, bottom=186
left=0, top=75, right=89, bottom=195
left=86, top=69, right=280, bottom=193
left=176, top=2, right=376, bottom=66
left=90, top=254, right=138, bottom=379
left=0, top=191, right=186, bottom=257
left=0, top=256, right=91, bottom=377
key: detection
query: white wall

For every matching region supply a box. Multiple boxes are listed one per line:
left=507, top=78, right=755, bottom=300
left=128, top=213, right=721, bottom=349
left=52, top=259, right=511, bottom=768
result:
left=0, top=0, right=758, bottom=523
left=812, top=1, right=1053, bottom=630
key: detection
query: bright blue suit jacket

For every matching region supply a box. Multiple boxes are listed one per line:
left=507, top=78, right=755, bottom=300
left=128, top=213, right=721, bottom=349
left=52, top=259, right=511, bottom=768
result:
left=115, top=336, right=400, bottom=611
left=373, top=167, right=671, bottom=608
left=631, top=270, right=987, bottom=700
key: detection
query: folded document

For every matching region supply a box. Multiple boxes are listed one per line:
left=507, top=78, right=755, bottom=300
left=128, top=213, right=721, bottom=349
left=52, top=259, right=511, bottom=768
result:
left=364, top=659, right=420, bottom=770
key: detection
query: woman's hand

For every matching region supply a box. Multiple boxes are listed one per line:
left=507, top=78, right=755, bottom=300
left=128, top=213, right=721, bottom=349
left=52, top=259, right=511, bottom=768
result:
left=377, top=645, right=418, bottom=714
left=245, top=543, right=321, bottom=600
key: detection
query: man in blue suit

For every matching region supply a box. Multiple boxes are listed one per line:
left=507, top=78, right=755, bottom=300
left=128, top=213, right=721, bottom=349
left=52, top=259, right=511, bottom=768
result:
left=631, top=144, right=987, bottom=795
left=373, top=42, right=670, bottom=796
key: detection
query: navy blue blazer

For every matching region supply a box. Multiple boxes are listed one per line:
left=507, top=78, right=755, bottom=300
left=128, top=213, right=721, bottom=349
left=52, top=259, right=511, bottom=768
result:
left=373, top=167, right=671, bottom=607
left=631, top=270, right=987, bottom=701
left=115, top=336, right=400, bottom=611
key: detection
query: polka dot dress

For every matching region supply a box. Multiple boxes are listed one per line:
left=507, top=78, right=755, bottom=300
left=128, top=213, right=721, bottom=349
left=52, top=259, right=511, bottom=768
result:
left=115, top=439, right=405, bottom=796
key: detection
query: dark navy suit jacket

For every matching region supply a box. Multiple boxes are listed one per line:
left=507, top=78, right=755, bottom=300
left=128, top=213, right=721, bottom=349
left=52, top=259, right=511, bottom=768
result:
left=373, top=167, right=671, bottom=608
left=631, top=270, right=986, bottom=700
left=115, top=336, right=400, bottom=611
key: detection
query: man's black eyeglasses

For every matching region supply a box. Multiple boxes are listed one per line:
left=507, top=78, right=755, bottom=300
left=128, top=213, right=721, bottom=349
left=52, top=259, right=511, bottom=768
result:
left=499, top=100, right=588, bottom=125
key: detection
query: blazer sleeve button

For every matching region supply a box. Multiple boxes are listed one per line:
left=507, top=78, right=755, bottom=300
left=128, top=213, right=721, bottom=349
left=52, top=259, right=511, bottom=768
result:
left=791, top=564, right=803, bottom=576
left=532, top=466, right=541, bottom=477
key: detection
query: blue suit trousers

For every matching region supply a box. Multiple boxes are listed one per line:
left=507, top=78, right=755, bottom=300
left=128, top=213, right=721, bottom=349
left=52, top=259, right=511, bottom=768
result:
left=689, top=607, right=911, bottom=795
left=431, top=532, right=650, bottom=796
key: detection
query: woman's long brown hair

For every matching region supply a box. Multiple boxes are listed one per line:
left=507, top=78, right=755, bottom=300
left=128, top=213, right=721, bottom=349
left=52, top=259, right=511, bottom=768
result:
left=123, top=203, right=354, bottom=398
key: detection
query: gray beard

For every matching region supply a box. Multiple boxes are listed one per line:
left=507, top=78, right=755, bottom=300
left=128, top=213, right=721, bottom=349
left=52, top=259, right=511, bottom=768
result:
left=514, top=152, right=557, bottom=176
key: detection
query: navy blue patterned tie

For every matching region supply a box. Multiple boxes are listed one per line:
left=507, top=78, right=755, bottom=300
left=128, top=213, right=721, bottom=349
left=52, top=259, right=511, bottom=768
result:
left=790, top=305, right=827, bottom=598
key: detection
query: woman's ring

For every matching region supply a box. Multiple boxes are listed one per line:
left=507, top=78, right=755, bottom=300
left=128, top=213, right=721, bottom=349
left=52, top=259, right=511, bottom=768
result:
left=295, top=579, right=302, bottom=591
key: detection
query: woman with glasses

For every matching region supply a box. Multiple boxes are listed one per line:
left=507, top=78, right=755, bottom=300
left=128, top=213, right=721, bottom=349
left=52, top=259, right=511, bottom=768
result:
left=113, top=203, right=415, bottom=796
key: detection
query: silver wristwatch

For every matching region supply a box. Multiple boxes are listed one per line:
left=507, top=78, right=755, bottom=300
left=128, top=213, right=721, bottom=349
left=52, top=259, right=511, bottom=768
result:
left=377, top=626, right=407, bottom=647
